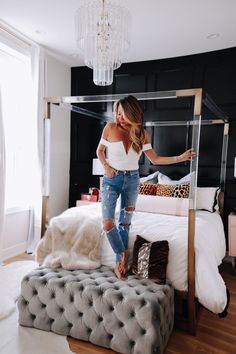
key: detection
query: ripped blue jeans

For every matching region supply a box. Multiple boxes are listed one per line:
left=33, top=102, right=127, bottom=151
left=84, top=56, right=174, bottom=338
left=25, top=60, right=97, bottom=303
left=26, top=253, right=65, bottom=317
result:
left=101, top=170, right=140, bottom=262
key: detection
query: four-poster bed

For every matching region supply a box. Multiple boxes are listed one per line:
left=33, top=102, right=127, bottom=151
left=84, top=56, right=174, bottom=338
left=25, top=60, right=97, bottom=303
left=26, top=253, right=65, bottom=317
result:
left=41, top=88, right=229, bottom=335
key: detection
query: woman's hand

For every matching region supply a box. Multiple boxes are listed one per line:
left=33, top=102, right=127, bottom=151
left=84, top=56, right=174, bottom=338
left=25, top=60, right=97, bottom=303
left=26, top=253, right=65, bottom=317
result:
left=104, top=164, right=118, bottom=178
left=178, top=149, right=197, bottom=162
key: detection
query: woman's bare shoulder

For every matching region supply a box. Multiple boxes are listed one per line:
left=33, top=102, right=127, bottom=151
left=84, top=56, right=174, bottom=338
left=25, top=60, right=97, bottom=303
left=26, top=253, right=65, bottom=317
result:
left=102, top=121, right=116, bottom=138
left=104, top=121, right=116, bottom=132
left=106, top=121, right=116, bottom=129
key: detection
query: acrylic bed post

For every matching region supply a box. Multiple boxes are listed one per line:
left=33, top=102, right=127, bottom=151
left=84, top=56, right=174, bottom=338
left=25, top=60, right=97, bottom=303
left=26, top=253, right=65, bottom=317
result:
left=41, top=96, right=61, bottom=237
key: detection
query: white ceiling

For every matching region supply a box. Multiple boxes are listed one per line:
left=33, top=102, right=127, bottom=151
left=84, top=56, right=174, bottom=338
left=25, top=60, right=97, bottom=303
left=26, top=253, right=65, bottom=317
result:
left=1, top=0, right=236, bottom=67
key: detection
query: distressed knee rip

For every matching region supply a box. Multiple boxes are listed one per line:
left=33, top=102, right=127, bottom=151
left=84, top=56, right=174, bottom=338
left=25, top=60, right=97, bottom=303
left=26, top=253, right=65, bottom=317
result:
left=124, top=206, right=135, bottom=213
left=119, top=206, right=135, bottom=229
left=103, top=219, right=115, bottom=232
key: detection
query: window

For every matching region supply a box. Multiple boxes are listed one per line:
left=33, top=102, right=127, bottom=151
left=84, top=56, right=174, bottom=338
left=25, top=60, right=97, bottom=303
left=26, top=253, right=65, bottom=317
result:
left=0, top=43, right=40, bottom=209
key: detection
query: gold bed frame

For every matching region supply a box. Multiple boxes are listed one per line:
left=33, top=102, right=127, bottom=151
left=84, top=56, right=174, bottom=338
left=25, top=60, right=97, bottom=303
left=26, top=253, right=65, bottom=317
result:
left=42, top=88, right=229, bottom=335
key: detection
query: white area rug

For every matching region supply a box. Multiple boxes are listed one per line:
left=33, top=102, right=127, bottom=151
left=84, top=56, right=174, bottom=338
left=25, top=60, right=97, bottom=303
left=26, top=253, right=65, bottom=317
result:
left=0, top=261, right=75, bottom=354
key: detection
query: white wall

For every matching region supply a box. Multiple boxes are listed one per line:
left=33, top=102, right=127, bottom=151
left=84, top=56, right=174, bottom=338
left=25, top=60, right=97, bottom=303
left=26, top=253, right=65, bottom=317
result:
left=2, top=208, right=30, bottom=260
left=45, top=55, right=71, bottom=220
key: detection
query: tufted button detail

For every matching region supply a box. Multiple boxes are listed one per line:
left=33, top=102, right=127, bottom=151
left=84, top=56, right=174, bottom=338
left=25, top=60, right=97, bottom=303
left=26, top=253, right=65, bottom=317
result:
left=141, top=328, right=146, bottom=335
left=51, top=292, right=55, bottom=298
left=129, top=340, right=135, bottom=347
left=41, top=303, right=46, bottom=308
left=119, top=322, right=124, bottom=328
left=70, top=295, right=74, bottom=302
left=31, top=314, right=36, bottom=320
left=98, top=316, right=103, bottom=322
left=109, top=306, right=114, bottom=312
left=33, top=289, right=38, bottom=295
left=108, top=334, right=113, bottom=340
left=59, top=307, right=64, bottom=313
left=78, top=311, right=83, bottom=317
left=141, top=299, right=146, bottom=306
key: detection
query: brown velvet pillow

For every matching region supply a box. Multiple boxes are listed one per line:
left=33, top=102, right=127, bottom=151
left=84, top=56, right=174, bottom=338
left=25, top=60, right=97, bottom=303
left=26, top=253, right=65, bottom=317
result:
left=131, top=235, right=169, bottom=284
left=138, top=183, right=157, bottom=195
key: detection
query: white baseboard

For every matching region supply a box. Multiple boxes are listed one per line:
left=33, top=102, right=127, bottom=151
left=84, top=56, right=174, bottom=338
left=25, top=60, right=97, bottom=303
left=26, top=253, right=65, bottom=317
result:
left=2, top=241, right=27, bottom=261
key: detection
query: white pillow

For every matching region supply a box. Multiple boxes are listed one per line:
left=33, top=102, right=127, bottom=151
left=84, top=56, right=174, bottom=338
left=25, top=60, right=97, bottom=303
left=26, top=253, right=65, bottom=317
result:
left=158, top=172, right=191, bottom=185
left=196, top=187, right=219, bottom=212
left=140, top=171, right=159, bottom=184
left=135, top=194, right=189, bottom=216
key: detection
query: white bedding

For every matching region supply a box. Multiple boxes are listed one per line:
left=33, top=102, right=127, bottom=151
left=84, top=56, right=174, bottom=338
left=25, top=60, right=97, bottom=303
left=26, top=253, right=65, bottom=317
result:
left=54, top=203, right=227, bottom=314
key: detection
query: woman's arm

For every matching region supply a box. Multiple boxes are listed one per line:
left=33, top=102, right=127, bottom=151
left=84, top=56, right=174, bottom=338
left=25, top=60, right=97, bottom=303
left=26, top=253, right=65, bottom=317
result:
left=96, top=122, right=118, bottom=178
left=143, top=130, right=196, bottom=165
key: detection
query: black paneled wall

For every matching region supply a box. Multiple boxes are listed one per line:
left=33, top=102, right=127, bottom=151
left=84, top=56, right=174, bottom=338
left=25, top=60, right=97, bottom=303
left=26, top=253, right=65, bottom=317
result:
left=70, top=47, right=236, bottom=233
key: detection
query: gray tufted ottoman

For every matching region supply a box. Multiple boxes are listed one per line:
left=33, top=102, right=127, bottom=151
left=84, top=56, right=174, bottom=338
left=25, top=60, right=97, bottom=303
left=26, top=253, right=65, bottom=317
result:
left=18, top=266, right=174, bottom=354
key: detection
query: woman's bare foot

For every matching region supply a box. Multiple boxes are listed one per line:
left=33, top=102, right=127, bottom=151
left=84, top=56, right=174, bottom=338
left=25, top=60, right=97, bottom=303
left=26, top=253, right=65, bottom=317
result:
left=114, top=262, right=126, bottom=280
left=121, top=250, right=129, bottom=276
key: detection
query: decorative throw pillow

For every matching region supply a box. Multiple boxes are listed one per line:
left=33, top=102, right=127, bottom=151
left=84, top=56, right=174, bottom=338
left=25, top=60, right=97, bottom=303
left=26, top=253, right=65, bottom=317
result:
left=196, top=187, right=219, bottom=212
left=131, top=235, right=169, bottom=284
left=156, top=183, right=189, bottom=198
left=139, top=182, right=157, bottom=195
left=140, top=171, right=159, bottom=184
left=158, top=172, right=191, bottom=185
left=135, top=194, right=189, bottom=216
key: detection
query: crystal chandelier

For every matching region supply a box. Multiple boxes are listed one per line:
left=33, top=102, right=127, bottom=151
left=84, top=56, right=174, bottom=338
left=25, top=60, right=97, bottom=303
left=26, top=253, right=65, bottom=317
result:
left=75, top=0, right=131, bottom=86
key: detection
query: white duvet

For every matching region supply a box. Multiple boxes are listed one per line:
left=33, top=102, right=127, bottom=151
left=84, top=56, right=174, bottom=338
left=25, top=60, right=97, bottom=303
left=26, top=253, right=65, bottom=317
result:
left=55, top=203, right=227, bottom=314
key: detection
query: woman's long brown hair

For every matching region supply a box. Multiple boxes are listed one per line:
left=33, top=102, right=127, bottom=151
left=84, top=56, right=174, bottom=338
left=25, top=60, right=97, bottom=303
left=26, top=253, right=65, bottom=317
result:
left=114, top=95, right=145, bottom=153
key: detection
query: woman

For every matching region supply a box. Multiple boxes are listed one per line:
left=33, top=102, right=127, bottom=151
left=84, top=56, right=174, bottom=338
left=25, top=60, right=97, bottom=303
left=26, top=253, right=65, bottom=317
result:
left=96, top=95, right=195, bottom=280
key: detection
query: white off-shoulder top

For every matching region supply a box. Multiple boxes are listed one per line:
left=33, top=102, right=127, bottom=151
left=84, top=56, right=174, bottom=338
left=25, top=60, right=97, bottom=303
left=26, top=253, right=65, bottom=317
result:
left=100, top=138, right=152, bottom=171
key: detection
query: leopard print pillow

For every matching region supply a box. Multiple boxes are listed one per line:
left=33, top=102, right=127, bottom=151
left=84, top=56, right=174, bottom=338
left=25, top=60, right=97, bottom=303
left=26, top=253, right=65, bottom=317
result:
left=139, top=183, right=157, bottom=195
left=156, top=183, right=189, bottom=198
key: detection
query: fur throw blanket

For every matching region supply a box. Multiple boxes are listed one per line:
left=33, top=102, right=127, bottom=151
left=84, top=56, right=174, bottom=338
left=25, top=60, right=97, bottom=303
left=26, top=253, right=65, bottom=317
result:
left=35, top=207, right=102, bottom=270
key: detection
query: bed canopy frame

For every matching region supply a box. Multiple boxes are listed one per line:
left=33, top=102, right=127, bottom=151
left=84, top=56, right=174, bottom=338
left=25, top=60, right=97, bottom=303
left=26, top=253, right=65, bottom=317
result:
left=42, top=88, right=229, bottom=335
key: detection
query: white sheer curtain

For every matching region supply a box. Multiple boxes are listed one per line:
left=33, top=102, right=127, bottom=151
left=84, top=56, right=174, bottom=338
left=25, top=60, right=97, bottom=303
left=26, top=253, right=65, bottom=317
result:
left=0, top=25, right=44, bottom=256
left=0, top=90, right=6, bottom=265
left=26, top=45, right=45, bottom=252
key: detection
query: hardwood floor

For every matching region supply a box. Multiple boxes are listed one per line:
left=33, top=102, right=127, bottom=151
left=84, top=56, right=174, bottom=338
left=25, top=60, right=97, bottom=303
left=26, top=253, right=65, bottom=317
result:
left=5, top=254, right=236, bottom=354
left=3, top=253, right=34, bottom=264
